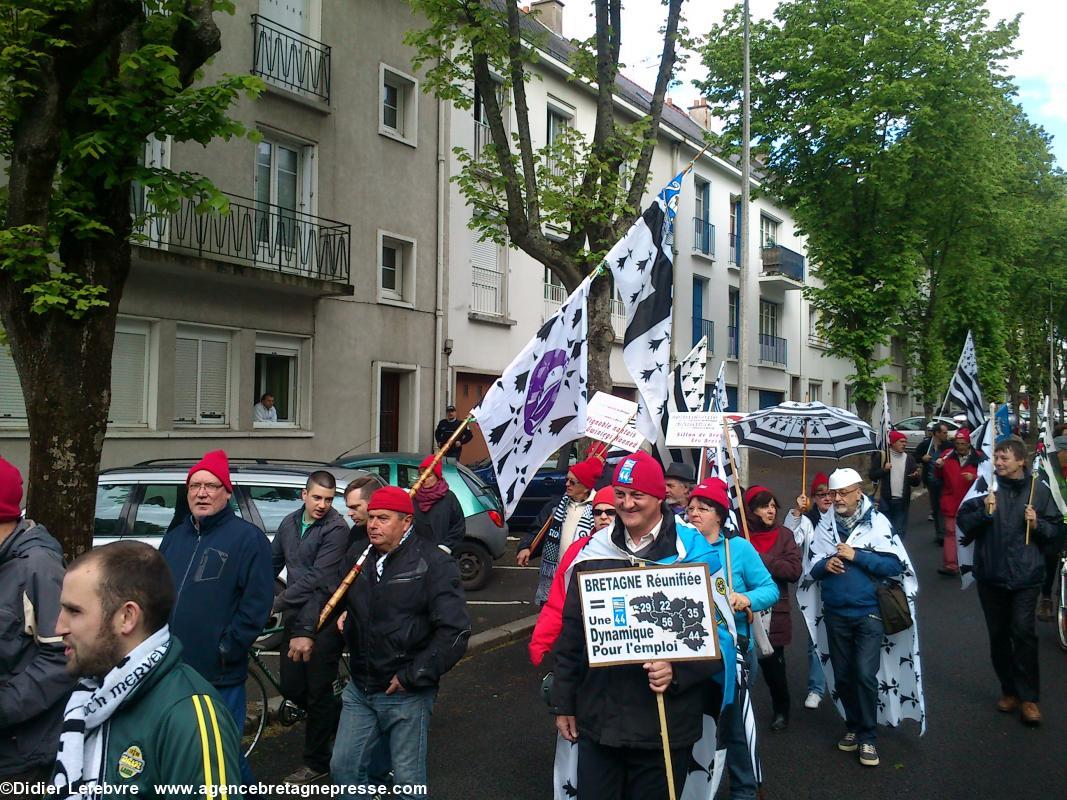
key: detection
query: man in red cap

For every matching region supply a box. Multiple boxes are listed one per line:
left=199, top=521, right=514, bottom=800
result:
left=412, top=455, right=466, bottom=554
left=0, top=458, right=72, bottom=793
left=159, top=449, right=273, bottom=785
left=933, top=428, right=980, bottom=575
left=331, top=486, right=469, bottom=796
left=868, top=431, right=921, bottom=539
left=517, top=456, right=602, bottom=606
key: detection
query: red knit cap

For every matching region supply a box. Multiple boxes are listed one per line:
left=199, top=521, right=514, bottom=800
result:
left=0, top=458, right=23, bottom=522
left=569, top=457, right=604, bottom=490
left=810, top=472, right=829, bottom=497
left=689, top=479, right=729, bottom=510
left=612, top=452, right=666, bottom=499
left=419, top=454, right=443, bottom=479
left=744, top=484, right=773, bottom=509
left=187, top=450, right=233, bottom=493
left=368, top=486, right=414, bottom=515
left=955, top=427, right=970, bottom=440
left=592, top=486, right=616, bottom=508
left=889, top=430, right=907, bottom=445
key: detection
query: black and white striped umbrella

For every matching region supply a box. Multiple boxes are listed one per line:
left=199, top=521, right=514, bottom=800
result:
left=733, top=401, right=879, bottom=459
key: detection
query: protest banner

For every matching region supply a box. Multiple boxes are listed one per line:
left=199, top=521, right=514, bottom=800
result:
left=586, top=391, right=644, bottom=451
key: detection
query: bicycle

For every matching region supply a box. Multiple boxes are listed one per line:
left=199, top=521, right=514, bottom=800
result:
left=243, top=626, right=351, bottom=758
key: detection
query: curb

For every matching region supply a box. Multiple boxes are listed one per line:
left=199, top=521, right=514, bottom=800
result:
left=467, top=613, right=539, bottom=654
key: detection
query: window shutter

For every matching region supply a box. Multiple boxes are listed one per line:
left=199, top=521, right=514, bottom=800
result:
left=471, top=230, right=499, bottom=274
left=0, top=346, right=27, bottom=423
left=174, top=338, right=199, bottom=423
left=109, top=331, right=147, bottom=425
left=198, top=339, right=229, bottom=423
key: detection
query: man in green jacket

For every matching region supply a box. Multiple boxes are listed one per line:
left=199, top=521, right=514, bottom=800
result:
left=52, top=540, right=241, bottom=798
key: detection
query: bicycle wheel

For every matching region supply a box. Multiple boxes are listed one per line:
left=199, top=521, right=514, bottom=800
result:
left=243, top=662, right=270, bottom=759
left=1057, top=556, right=1067, bottom=652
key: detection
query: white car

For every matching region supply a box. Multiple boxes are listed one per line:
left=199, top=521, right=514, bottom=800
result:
left=891, top=416, right=961, bottom=450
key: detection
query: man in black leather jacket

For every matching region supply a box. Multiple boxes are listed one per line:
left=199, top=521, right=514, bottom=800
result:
left=330, top=486, right=469, bottom=797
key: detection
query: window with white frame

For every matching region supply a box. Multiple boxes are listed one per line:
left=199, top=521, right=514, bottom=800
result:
left=694, top=178, right=711, bottom=255
left=760, top=214, right=779, bottom=249
left=808, top=381, right=823, bottom=403
left=759, top=299, right=779, bottom=338
left=378, top=232, right=416, bottom=305
left=473, top=82, right=506, bottom=162
left=0, top=345, right=27, bottom=426
left=380, top=64, right=418, bottom=146
left=254, top=333, right=303, bottom=425
left=174, top=327, right=231, bottom=425
left=808, top=306, right=828, bottom=345
left=546, top=104, right=572, bottom=178
left=254, top=136, right=315, bottom=254
left=109, top=320, right=151, bottom=426
left=470, top=228, right=508, bottom=317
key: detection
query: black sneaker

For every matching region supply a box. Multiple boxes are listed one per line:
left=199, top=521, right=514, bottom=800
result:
left=837, top=732, right=858, bottom=752
left=859, top=743, right=880, bottom=766
left=283, top=766, right=328, bottom=784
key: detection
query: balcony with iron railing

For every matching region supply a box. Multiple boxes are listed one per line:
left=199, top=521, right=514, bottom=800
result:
left=760, top=243, right=805, bottom=287
left=693, top=217, right=715, bottom=258
left=727, top=325, right=738, bottom=359
left=251, top=14, right=331, bottom=103
left=759, top=333, right=788, bottom=366
left=131, top=188, right=350, bottom=285
left=544, top=283, right=625, bottom=339
left=471, top=265, right=505, bottom=316
left=692, top=318, right=714, bottom=352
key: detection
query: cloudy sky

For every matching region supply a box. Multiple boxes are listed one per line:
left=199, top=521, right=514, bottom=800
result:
left=564, top=0, right=1065, bottom=167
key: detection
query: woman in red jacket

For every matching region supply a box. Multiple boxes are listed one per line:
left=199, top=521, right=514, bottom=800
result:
left=933, top=427, right=980, bottom=576
left=745, top=485, right=803, bottom=731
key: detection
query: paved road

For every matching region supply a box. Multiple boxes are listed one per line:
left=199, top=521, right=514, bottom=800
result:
left=251, top=457, right=1065, bottom=798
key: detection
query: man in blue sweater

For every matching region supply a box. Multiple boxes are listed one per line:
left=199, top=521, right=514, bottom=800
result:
left=809, top=468, right=904, bottom=768
left=160, top=449, right=273, bottom=785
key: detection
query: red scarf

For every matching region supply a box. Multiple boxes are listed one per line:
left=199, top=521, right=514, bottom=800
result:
left=415, top=478, right=449, bottom=512
left=749, top=527, right=779, bottom=554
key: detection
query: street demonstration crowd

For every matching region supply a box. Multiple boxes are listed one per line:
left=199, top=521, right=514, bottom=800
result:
left=1, top=422, right=1064, bottom=799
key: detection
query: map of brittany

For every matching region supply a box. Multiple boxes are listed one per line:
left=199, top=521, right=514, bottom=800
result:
left=630, top=592, right=708, bottom=652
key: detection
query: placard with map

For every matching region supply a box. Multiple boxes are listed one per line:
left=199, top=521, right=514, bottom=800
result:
left=576, top=563, right=720, bottom=667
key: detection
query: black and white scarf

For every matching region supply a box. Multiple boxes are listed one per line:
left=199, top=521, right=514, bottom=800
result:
left=53, top=626, right=171, bottom=798
left=535, top=496, right=595, bottom=605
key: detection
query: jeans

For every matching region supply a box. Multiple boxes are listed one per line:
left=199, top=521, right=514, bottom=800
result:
left=883, top=497, right=908, bottom=539
left=280, top=627, right=345, bottom=773
left=976, top=582, right=1040, bottom=702
left=331, top=681, right=435, bottom=799
left=216, top=682, right=255, bottom=786
left=807, top=637, right=825, bottom=697
left=823, top=612, right=884, bottom=744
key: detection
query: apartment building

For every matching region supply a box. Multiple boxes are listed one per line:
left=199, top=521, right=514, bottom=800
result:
left=1, top=0, right=445, bottom=471
left=444, top=1, right=921, bottom=464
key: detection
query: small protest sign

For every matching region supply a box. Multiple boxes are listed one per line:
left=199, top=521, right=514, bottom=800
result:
left=577, top=563, right=719, bottom=667
left=586, top=391, right=644, bottom=451
left=665, top=412, right=739, bottom=449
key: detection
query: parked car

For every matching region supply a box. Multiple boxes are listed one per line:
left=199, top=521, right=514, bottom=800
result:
left=470, top=448, right=578, bottom=531
left=891, top=416, right=960, bottom=450
left=93, top=459, right=385, bottom=648
left=331, top=452, right=507, bottom=590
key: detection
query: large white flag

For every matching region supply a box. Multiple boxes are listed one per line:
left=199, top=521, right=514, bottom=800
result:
left=656, top=337, right=708, bottom=470
left=957, top=407, right=996, bottom=590
left=608, top=171, right=685, bottom=451
left=474, top=276, right=592, bottom=516
left=1036, top=396, right=1067, bottom=516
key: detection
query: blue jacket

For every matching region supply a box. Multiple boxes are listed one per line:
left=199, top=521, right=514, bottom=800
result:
left=160, top=506, right=274, bottom=687
left=811, top=536, right=903, bottom=617
left=706, top=533, right=778, bottom=640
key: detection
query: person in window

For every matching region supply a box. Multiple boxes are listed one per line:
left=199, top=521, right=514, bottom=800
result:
left=412, top=455, right=466, bottom=554
left=433, top=405, right=473, bottom=460
left=254, top=393, right=278, bottom=422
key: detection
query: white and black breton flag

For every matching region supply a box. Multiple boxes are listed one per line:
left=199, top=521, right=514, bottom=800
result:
left=957, top=412, right=996, bottom=590
left=656, top=337, right=708, bottom=470
left=607, top=170, right=685, bottom=451
left=948, top=330, right=987, bottom=445
left=474, top=275, right=592, bottom=517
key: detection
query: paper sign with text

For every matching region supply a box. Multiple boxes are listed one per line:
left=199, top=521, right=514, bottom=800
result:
left=585, top=392, right=645, bottom=451
left=665, top=412, right=739, bottom=449
left=577, top=563, right=720, bottom=667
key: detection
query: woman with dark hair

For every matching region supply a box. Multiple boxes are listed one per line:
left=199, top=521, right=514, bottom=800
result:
left=744, top=485, right=803, bottom=731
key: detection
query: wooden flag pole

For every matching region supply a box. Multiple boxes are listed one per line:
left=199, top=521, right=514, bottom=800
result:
left=317, top=416, right=475, bottom=630
left=1025, top=471, right=1038, bottom=546
left=722, top=416, right=752, bottom=542
left=657, top=693, right=677, bottom=800
left=697, top=446, right=708, bottom=483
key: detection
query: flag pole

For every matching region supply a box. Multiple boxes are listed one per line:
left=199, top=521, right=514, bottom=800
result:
left=722, top=416, right=752, bottom=542
left=657, top=693, right=677, bottom=800
left=1025, top=472, right=1037, bottom=546
left=801, top=420, right=808, bottom=504
left=317, top=416, right=475, bottom=629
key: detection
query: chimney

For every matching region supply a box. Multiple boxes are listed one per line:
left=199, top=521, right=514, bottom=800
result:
left=688, top=97, right=713, bottom=130
left=530, top=0, right=564, bottom=36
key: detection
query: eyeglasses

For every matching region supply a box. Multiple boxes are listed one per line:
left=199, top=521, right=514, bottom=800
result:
left=564, top=477, right=580, bottom=487
left=814, top=491, right=830, bottom=498
left=188, top=482, right=225, bottom=493
left=594, top=508, right=616, bottom=517
left=828, top=487, right=859, bottom=498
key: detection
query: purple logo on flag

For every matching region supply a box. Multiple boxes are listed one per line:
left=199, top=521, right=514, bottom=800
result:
left=523, top=349, right=568, bottom=435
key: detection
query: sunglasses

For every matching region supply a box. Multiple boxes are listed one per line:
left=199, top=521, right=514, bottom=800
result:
left=594, top=508, right=616, bottom=517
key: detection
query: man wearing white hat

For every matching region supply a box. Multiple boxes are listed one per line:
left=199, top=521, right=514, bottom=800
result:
left=801, top=467, right=922, bottom=768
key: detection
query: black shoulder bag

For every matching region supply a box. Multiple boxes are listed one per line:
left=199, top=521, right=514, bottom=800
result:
left=867, top=572, right=913, bottom=635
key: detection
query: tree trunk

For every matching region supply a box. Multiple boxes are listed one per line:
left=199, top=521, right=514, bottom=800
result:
left=855, top=398, right=874, bottom=426
left=587, top=277, right=615, bottom=399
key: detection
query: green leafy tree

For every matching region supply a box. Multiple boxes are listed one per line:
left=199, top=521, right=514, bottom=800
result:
left=0, top=0, right=261, bottom=556
left=699, top=0, right=1021, bottom=421
left=406, top=0, right=687, bottom=395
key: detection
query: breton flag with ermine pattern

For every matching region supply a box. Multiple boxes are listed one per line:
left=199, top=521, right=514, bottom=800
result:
left=947, top=331, right=988, bottom=448
left=656, top=337, right=708, bottom=471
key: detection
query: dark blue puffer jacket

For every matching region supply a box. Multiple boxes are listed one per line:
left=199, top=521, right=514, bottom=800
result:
left=160, top=506, right=274, bottom=687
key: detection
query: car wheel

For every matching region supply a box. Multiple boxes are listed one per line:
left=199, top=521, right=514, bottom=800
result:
left=452, top=540, right=492, bottom=592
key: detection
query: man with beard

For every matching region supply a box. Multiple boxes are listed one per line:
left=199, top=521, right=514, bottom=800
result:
left=52, top=541, right=240, bottom=798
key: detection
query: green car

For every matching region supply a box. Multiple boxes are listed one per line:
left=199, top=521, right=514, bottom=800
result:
left=332, top=452, right=508, bottom=590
